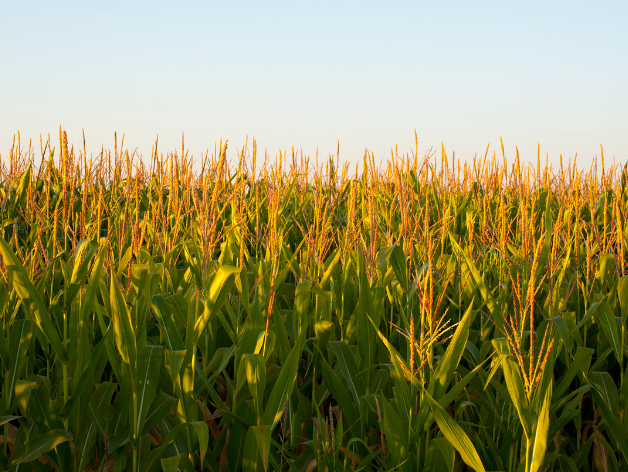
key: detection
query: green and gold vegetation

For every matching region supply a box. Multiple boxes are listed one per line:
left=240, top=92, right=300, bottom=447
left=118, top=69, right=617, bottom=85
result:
left=0, top=129, right=627, bottom=471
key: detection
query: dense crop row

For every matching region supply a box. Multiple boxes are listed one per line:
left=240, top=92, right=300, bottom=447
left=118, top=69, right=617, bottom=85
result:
left=0, top=130, right=627, bottom=471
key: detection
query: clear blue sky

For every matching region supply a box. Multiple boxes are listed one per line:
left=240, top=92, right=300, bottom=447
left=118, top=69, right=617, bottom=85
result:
left=2, top=1, right=626, bottom=168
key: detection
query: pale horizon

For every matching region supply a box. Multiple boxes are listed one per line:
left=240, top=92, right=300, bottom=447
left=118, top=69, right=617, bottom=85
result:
left=2, top=0, right=626, bottom=167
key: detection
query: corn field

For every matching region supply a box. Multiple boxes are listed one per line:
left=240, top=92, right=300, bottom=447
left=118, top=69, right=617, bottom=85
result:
left=0, top=130, right=627, bottom=472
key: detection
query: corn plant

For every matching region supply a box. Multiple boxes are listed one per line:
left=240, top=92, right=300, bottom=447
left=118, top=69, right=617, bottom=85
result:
left=0, top=130, right=627, bottom=471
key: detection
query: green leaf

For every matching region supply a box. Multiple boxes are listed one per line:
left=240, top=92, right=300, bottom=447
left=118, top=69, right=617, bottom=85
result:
left=262, top=329, right=305, bottom=429
left=227, top=402, right=256, bottom=472
left=448, top=232, right=502, bottom=330
left=8, top=428, right=72, bottom=466
left=64, top=238, right=99, bottom=309
left=0, top=415, right=21, bottom=426
left=545, top=315, right=571, bottom=354
left=328, top=340, right=366, bottom=406
left=251, top=425, right=273, bottom=472
left=534, top=197, right=552, bottom=285
left=161, top=454, right=182, bottom=472
left=27, top=383, right=64, bottom=431
left=152, top=294, right=185, bottom=351
left=434, top=437, right=455, bottom=472
left=242, top=426, right=263, bottom=472
left=140, top=421, right=209, bottom=472
left=77, top=416, right=99, bottom=472
left=425, top=390, right=486, bottom=472
left=553, top=347, right=593, bottom=401
left=244, top=354, right=266, bottom=421
left=371, top=320, right=415, bottom=418
left=493, top=338, right=533, bottom=439
left=595, top=300, right=622, bottom=364
left=598, top=253, right=616, bottom=286
left=381, top=397, right=411, bottom=472
left=438, top=358, right=490, bottom=410
left=592, top=386, right=628, bottom=465
left=591, top=371, right=619, bottom=415
left=190, top=420, right=209, bottom=466
left=573, top=300, right=612, bottom=335
left=319, top=249, right=341, bottom=290
left=320, top=356, right=360, bottom=437
left=292, top=280, right=312, bottom=337
left=135, top=345, right=164, bottom=440
left=234, top=266, right=251, bottom=315
left=13, top=379, right=37, bottom=415
left=194, top=265, right=241, bottom=343
left=272, top=306, right=291, bottom=364
left=195, top=359, right=228, bottom=412
left=380, top=245, right=408, bottom=292
left=94, top=302, right=122, bottom=381
left=5, top=319, right=33, bottom=411
left=619, top=276, right=628, bottom=323
left=357, top=249, right=376, bottom=376
left=110, top=271, right=137, bottom=385
left=314, top=320, right=333, bottom=354
left=60, top=336, right=108, bottom=418
left=166, top=349, right=187, bottom=389
left=430, top=301, right=475, bottom=399
left=527, top=381, right=552, bottom=472
left=14, top=164, right=31, bottom=210
left=0, top=236, right=68, bottom=363
left=88, top=382, right=117, bottom=436
left=80, top=245, right=106, bottom=324
left=140, top=392, right=178, bottom=436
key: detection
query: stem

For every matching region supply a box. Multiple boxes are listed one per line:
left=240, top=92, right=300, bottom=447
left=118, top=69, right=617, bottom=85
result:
left=63, top=310, right=69, bottom=431
left=622, top=323, right=626, bottom=391
left=63, top=363, right=68, bottom=430
left=133, top=391, right=138, bottom=472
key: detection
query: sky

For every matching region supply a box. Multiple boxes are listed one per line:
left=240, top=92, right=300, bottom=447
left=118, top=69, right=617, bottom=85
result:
left=1, top=0, right=627, bottom=169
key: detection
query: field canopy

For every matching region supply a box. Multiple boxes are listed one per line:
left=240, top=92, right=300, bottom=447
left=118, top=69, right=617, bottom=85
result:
left=0, top=131, right=627, bottom=472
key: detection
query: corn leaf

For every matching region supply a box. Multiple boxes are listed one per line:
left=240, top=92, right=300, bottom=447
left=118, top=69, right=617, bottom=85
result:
left=425, top=390, right=486, bottom=472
